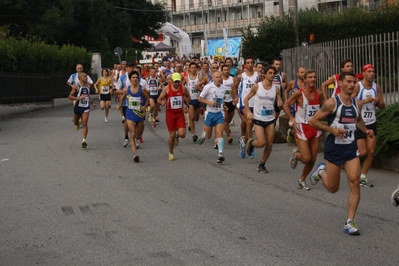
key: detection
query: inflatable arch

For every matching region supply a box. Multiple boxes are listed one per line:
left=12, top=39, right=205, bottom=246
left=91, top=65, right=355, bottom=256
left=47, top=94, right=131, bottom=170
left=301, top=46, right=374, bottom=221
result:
left=159, top=22, right=192, bottom=58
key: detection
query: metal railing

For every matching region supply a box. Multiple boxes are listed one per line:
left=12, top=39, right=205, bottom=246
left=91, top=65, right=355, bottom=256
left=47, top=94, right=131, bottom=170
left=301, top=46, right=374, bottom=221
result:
left=282, top=32, right=399, bottom=105
left=0, top=72, right=97, bottom=104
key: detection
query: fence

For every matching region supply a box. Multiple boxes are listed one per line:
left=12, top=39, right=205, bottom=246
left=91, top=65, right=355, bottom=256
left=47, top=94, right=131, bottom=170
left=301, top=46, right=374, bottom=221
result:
left=0, top=72, right=97, bottom=104
left=282, top=31, right=399, bottom=105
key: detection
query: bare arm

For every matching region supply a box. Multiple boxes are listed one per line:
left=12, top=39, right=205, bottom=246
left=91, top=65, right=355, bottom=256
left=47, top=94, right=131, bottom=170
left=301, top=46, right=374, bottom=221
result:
left=283, top=90, right=301, bottom=123
left=284, top=80, right=294, bottom=102
left=244, top=84, right=258, bottom=120
left=68, top=85, right=79, bottom=101
left=157, top=86, right=168, bottom=106
left=374, top=84, right=386, bottom=109
left=309, top=98, right=346, bottom=137
left=321, top=76, right=335, bottom=100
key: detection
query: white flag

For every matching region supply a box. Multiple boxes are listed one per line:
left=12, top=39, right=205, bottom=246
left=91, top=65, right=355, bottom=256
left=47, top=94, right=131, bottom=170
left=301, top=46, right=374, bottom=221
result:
left=223, top=28, right=228, bottom=57
left=204, top=26, right=208, bottom=56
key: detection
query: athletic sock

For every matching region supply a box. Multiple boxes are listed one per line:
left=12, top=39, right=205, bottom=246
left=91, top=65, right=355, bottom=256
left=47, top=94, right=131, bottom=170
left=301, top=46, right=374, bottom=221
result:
left=125, top=135, right=129, bottom=140
left=217, top=138, right=224, bottom=153
left=360, top=174, right=366, bottom=179
left=201, top=131, right=206, bottom=139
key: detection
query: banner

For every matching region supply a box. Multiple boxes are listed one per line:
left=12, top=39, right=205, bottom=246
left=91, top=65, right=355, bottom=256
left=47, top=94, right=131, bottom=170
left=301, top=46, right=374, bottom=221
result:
left=223, top=28, right=229, bottom=57
left=207, top=37, right=242, bottom=57
left=159, top=22, right=192, bottom=58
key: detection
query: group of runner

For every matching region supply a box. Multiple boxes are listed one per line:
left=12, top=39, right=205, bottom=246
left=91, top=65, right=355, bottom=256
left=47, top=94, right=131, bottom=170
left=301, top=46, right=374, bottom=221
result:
left=66, top=57, right=398, bottom=235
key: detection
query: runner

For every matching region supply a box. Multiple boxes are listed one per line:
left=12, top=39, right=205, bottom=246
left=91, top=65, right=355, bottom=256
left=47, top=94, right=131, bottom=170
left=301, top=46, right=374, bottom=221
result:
left=244, top=66, right=282, bottom=173
left=271, top=58, right=287, bottom=122
left=118, top=71, right=149, bottom=163
left=321, top=59, right=353, bottom=100
left=197, top=71, right=228, bottom=163
left=221, top=64, right=237, bottom=144
left=284, top=66, right=307, bottom=143
left=352, top=64, right=386, bottom=187
left=185, top=62, right=202, bottom=142
left=309, top=71, right=374, bottom=235
left=283, top=70, right=323, bottom=190
left=115, top=62, right=135, bottom=148
left=235, top=56, right=259, bottom=159
left=146, top=67, right=162, bottom=128
left=68, top=72, right=97, bottom=148
left=157, top=73, right=190, bottom=161
left=93, top=68, right=112, bottom=123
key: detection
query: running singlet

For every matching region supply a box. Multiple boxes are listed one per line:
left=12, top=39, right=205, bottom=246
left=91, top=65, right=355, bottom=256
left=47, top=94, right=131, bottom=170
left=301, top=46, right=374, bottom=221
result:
left=76, top=85, right=90, bottom=108
left=147, top=77, right=160, bottom=96
left=295, top=88, right=321, bottom=124
left=273, top=72, right=284, bottom=97
left=356, top=81, right=377, bottom=125
left=200, top=83, right=227, bottom=113
left=187, top=74, right=200, bottom=100
left=166, top=84, right=184, bottom=112
left=332, top=74, right=341, bottom=97
left=230, top=67, right=237, bottom=77
left=327, top=95, right=359, bottom=146
left=127, top=86, right=143, bottom=110
left=201, top=70, right=213, bottom=83
left=253, top=83, right=277, bottom=122
left=99, top=77, right=111, bottom=94
left=239, top=72, right=259, bottom=108
left=223, top=76, right=234, bottom=103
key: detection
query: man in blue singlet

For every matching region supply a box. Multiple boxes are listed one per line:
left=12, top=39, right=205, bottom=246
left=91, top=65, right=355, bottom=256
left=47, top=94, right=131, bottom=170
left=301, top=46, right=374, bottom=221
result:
left=309, top=72, right=374, bottom=235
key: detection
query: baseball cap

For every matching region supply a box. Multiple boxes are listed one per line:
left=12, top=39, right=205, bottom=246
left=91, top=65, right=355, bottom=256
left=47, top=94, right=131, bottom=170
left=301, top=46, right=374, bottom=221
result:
left=171, top=73, right=181, bottom=82
left=362, top=64, right=374, bottom=72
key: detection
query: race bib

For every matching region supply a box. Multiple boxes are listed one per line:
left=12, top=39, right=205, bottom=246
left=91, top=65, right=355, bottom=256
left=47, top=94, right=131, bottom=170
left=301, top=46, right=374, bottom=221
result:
left=335, top=123, right=356, bottom=145
left=305, top=104, right=319, bottom=123
left=128, top=96, right=141, bottom=110
left=149, top=86, right=158, bottom=96
left=78, top=94, right=89, bottom=108
left=170, top=96, right=182, bottom=109
left=213, top=97, right=223, bottom=109
left=260, top=106, right=274, bottom=117
left=102, top=86, right=109, bottom=94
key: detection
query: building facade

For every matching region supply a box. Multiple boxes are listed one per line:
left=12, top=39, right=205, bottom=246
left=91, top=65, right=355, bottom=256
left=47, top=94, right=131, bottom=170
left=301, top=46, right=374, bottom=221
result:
left=149, top=0, right=377, bottom=55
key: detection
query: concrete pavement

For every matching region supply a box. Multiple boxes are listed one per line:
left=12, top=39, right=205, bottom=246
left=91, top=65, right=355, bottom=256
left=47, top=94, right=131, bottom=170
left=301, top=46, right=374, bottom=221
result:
left=0, top=103, right=398, bottom=265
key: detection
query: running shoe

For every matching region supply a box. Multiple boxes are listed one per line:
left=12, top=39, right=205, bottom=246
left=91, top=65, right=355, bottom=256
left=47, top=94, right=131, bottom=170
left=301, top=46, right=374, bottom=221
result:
left=310, top=163, right=326, bottom=185
left=168, top=153, right=175, bottom=161
left=391, top=185, right=399, bottom=207
left=155, top=116, right=160, bottom=122
left=246, top=138, right=254, bottom=157
left=74, top=125, right=79, bottom=131
left=287, top=128, right=294, bottom=143
left=135, top=139, right=140, bottom=148
left=360, top=176, right=374, bottom=188
left=249, top=150, right=255, bottom=159
left=289, top=148, right=299, bottom=169
left=81, top=140, right=87, bottom=149
left=297, top=179, right=310, bottom=190
left=152, top=121, right=156, bottom=128
left=227, top=135, right=233, bottom=144
left=197, top=136, right=205, bottom=145
left=257, top=164, right=268, bottom=174
left=217, top=153, right=225, bottom=163
left=122, top=139, right=129, bottom=148
left=133, top=155, right=139, bottom=163
left=343, top=220, right=360, bottom=235
left=214, top=139, right=218, bottom=149
left=104, top=117, right=108, bottom=123
left=239, top=137, right=246, bottom=158
left=148, top=114, right=153, bottom=122
left=192, top=134, right=198, bottom=143
left=138, top=137, right=143, bottom=143
left=174, top=137, right=179, bottom=146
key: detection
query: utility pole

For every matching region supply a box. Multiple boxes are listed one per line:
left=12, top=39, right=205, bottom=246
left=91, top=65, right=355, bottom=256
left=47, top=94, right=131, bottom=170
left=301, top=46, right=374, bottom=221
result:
left=279, top=0, right=284, bottom=18
left=289, top=0, right=299, bottom=46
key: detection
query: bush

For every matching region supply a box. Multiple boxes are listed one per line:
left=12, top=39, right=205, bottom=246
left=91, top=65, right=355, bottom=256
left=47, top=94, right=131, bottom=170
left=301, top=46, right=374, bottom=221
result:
left=375, top=102, right=399, bottom=156
left=0, top=29, right=91, bottom=74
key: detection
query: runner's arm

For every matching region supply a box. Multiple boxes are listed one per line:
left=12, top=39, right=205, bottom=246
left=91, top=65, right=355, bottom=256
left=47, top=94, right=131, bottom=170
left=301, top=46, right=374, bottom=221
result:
left=321, top=76, right=335, bottom=100
left=243, top=84, right=258, bottom=119
left=283, top=90, right=301, bottom=122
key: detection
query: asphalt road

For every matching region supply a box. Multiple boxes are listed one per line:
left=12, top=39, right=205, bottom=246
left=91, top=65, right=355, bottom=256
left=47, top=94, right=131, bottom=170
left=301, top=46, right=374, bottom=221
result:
left=0, top=103, right=398, bottom=266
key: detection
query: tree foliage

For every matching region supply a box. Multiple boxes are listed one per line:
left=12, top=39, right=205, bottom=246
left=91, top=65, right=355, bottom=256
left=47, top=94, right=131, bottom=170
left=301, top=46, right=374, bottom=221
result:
left=0, top=0, right=169, bottom=66
left=242, top=5, right=399, bottom=63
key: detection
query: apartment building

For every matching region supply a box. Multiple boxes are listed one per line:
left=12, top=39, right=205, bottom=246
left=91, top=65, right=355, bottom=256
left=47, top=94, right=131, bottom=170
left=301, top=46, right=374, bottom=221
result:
left=149, top=0, right=352, bottom=55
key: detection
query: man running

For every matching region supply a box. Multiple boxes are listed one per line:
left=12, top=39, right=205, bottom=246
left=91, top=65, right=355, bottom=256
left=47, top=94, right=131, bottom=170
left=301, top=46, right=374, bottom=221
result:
left=93, top=68, right=113, bottom=123
left=352, top=64, right=386, bottom=187
left=68, top=72, right=97, bottom=148
left=244, top=66, right=282, bottom=173
left=271, top=58, right=287, bottom=121
left=146, top=67, right=162, bottom=128
left=157, top=73, right=190, bottom=161
left=309, top=72, right=374, bottom=235
left=283, top=70, right=323, bottom=190
left=197, top=71, right=228, bottom=163
left=235, top=57, right=259, bottom=159
left=321, top=59, right=353, bottom=100
left=185, top=62, right=202, bottom=142
left=221, top=64, right=237, bottom=144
